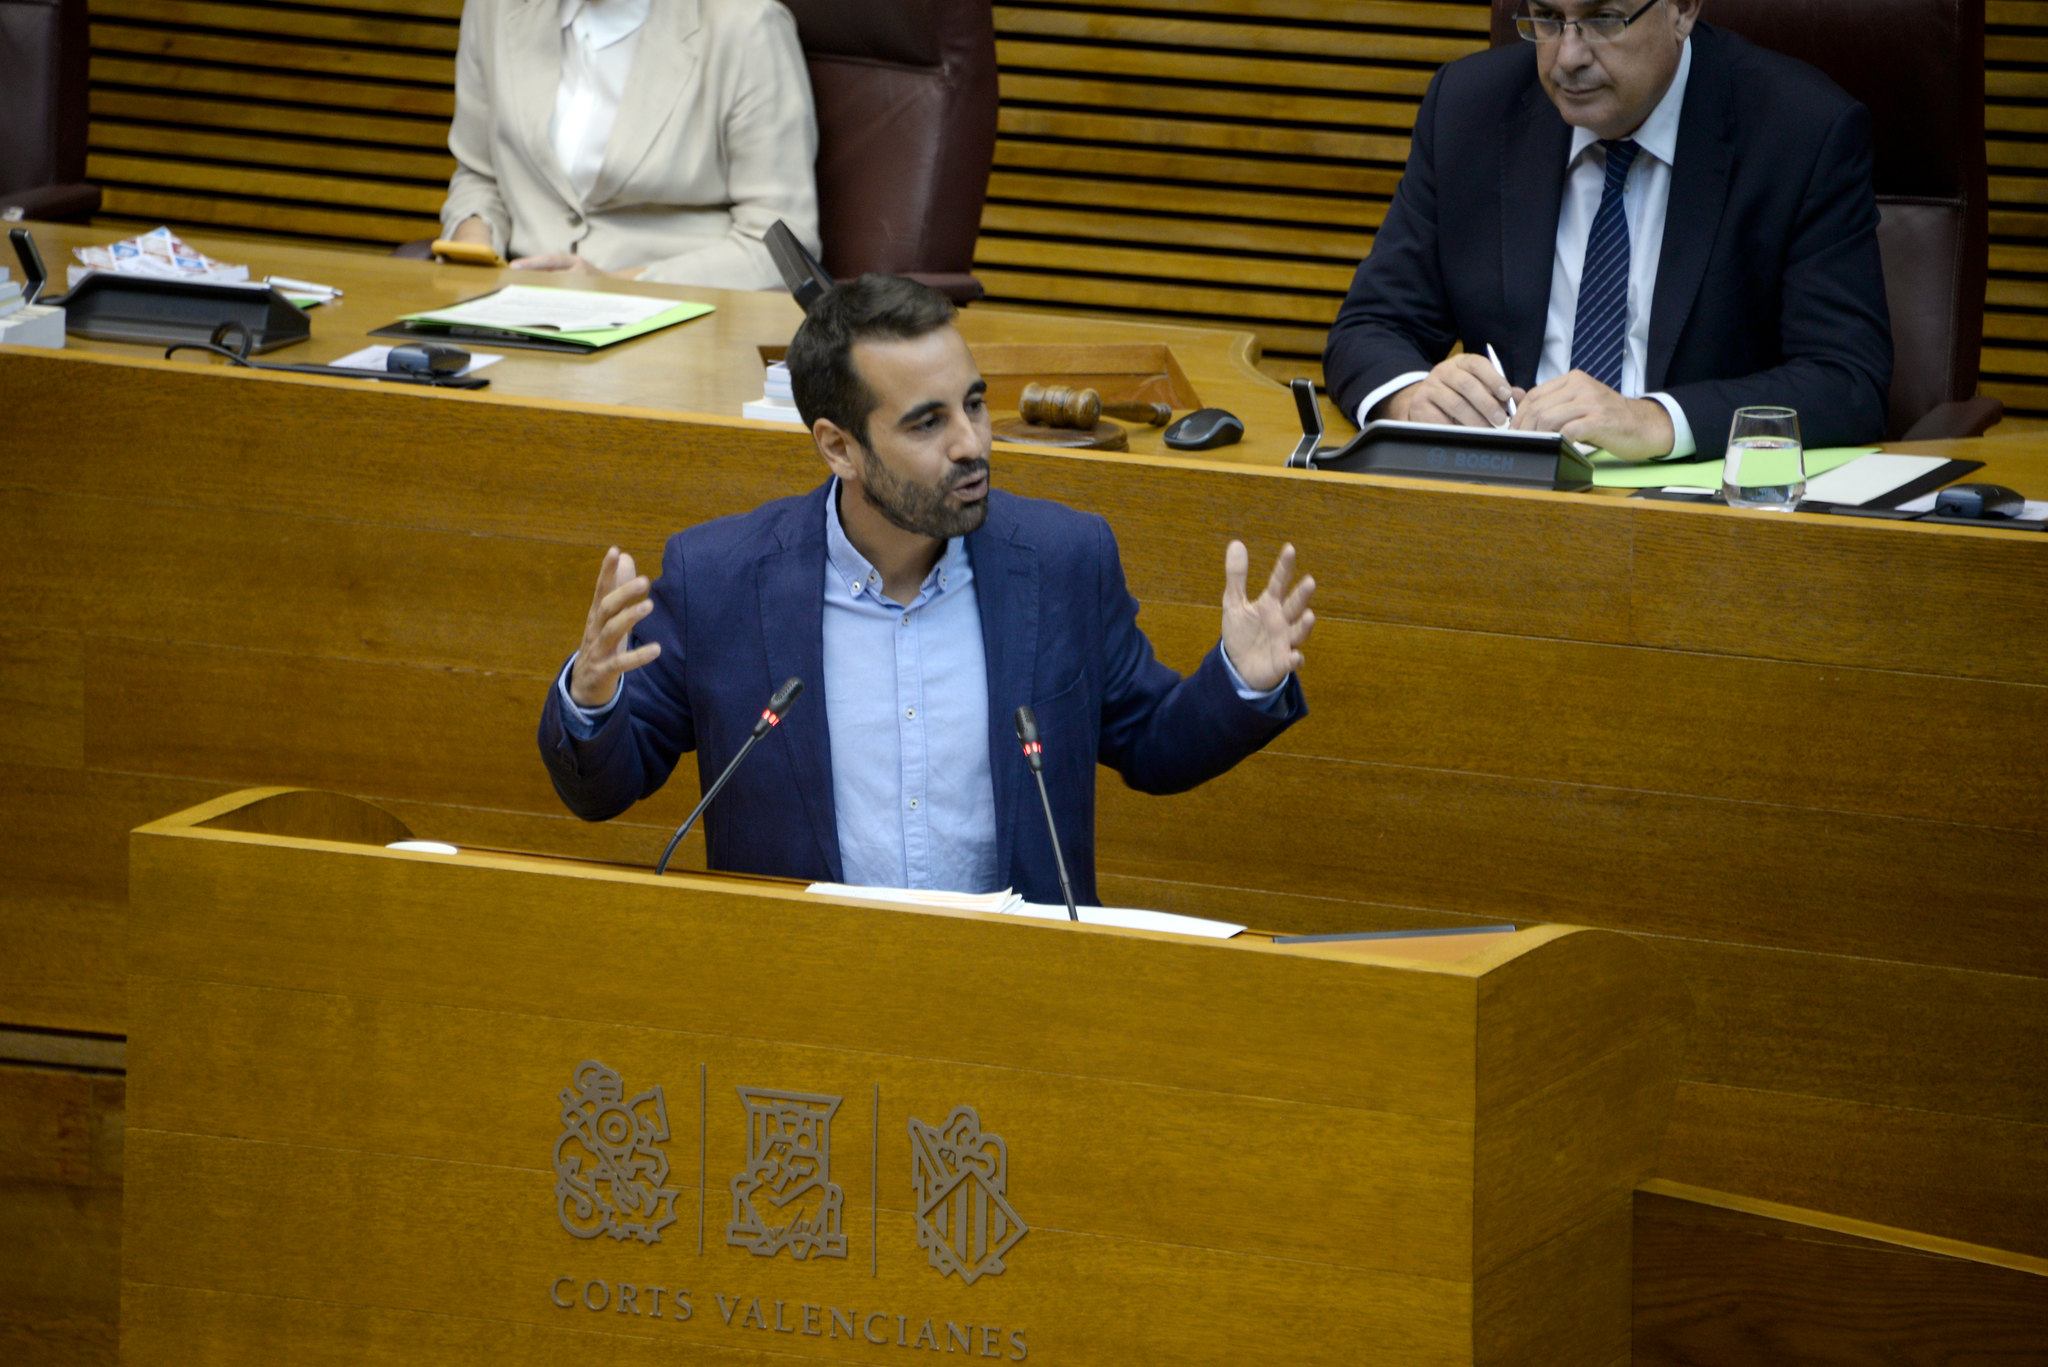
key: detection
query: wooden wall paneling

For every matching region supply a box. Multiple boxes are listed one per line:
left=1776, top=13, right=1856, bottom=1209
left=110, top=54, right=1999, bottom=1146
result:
left=1988, top=3, right=2048, bottom=416
left=0, top=763, right=226, bottom=907
left=1660, top=938, right=2048, bottom=1128
left=80, top=635, right=703, bottom=822
left=0, top=1063, right=123, bottom=1367
left=1095, top=756, right=2047, bottom=976
left=980, top=1, right=1484, bottom=385
left=1138, top=604, right=2048, bottom=831
left=1632, top=1186, right=2048, bottom=1366
left=86, top=0, right=454, bottom=242
left=0, top=485, right=601, bottom=678
left=1661, top=1084, right=2048, bottom=1260
left=0, top=895, right=132, bottom=1037
left=0, top=629, right=85, bottom=769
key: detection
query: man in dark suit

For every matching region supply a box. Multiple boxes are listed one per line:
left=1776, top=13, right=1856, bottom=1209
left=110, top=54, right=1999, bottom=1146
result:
left=539, top=274, right=1315, bottom=905
left=1323, top=0, right=1892, bottom=459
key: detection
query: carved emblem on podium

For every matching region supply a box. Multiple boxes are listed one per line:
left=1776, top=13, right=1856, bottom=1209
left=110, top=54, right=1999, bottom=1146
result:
left=552, top=1060, right=680, bottom=1243
left=909, top=1107, right=1027, bottom=1284
left=727, top=1087, right=848, bottom=1260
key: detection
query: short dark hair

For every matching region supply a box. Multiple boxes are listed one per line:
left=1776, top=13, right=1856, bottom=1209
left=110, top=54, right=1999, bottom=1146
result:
left=787, top=274, right=957, bottom=446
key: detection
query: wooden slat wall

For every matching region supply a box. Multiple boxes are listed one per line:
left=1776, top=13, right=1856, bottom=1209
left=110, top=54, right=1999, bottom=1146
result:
left=1986, top=0, right=2048, bottom=417
left=77, top=0, right=2048, bottom=414
left=85, top=0, right=456, bottom=243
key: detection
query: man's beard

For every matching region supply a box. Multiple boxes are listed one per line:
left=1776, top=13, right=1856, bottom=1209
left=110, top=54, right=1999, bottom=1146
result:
left=856, top=445, right=990, bottom=539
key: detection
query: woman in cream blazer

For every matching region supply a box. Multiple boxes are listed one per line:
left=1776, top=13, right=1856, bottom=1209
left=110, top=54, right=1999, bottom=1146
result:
left=440, top=0, right=820, bottom=289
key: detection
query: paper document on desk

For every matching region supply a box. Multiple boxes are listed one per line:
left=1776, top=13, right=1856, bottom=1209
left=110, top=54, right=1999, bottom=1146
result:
left=803, top=883, right=1243, bottom=938
left=329, top=344, right=503, bottom=376
left=1798, top=454, right=1950, bottom=506
left=408, top=285, right=694, bottom=333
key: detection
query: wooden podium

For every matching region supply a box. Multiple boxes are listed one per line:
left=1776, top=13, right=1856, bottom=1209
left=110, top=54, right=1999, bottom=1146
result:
left=123, top=789, right=1690, bottom=1366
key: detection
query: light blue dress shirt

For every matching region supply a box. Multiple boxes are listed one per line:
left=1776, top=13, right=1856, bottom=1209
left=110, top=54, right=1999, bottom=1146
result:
left=817, top=483, right=999, bottom=893
left=558, top=480, right=1286, bottom=893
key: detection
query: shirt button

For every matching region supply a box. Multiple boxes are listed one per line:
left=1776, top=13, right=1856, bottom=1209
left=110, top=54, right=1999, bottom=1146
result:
left=908, top=798, right=919, bottom=810
left=906, top=707, right=916, bottom=719
left=900, top=615, right=911, bottom=627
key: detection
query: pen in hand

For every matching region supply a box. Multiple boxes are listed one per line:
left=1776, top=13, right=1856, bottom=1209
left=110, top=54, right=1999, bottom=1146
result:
left=1484, top=344, right=1516, bottom=423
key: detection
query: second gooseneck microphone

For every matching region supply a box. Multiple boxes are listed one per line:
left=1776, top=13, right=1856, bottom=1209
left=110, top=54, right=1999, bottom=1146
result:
left=1013, top=706, right=1079, bottom=921
left=656, top=677, right=803, bottom=876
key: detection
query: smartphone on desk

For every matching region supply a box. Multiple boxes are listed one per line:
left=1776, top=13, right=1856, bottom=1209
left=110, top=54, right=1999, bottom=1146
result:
left=430, top=239, right=506, bottom=267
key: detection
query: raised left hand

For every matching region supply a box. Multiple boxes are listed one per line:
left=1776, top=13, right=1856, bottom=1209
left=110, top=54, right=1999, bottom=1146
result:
left=1220, top=541, right=1316, bottom=692
left=1511, top=370, right=1675, bottom=461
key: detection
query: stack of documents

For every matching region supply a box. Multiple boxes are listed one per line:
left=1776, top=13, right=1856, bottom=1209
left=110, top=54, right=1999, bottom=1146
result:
left=804, top=883, right=1244, bottom=939
left=0, top=273, right=22, bottom=322
left=743, top=360, right=803, bottom=424
left=380, top=285, right=713, bottom=352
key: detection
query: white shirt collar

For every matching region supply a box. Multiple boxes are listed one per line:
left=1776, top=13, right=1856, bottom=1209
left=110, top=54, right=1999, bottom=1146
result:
left=1568, top=34, right=1691, bottom=167
left=558, top=0, right=652, bottom=50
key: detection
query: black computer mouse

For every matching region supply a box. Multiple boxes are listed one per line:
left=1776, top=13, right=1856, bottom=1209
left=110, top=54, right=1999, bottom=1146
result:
left=1163, top=407, right=1244, bottom=451
left=387, top=341, right=471, bottom=375
left=1933, top=482, right=2026, bottom=519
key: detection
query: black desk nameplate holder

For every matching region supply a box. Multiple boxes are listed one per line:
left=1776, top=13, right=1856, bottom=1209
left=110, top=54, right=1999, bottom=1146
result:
left=1282, top=379, right=1582, bottom=490
left=11, top=229, right=311, bottom=354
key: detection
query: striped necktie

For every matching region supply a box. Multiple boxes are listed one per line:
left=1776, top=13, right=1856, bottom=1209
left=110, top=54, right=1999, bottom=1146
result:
left=1569, top=138, right=1641, bottom=392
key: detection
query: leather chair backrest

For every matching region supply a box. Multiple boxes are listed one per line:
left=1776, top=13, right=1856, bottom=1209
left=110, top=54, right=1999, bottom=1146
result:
left=777, top=0, right=998, bottom=282
left=1487, top=0, right=1987, bottom=437
left=0, top=0, right=89, bottom=195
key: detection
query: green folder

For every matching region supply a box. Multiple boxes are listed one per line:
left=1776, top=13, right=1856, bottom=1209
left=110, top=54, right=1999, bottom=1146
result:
left=1566, top=446, right=1882, bottom=489
left=377, top=285, right=714, bottom=353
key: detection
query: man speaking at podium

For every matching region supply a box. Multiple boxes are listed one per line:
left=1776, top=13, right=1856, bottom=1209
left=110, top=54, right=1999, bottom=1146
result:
left=1324, top=0, right=1892, bottom=459
left=539, top=275, right=1315, bottom=905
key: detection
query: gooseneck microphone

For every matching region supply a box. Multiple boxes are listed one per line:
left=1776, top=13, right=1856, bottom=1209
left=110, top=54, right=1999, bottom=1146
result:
left=655, top=678, right=803, bottom=876
left=1013, top=706, right=1079, bottom=922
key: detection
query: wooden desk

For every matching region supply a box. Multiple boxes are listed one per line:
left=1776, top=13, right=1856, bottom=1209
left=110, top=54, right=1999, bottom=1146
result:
left=18, top=222, right=1307, bottom=463
left=2, top=226, right=2044, bottom=1295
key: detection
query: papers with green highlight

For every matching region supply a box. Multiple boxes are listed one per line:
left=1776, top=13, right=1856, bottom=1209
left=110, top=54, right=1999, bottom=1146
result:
left=1568, top=446, right=1882, bottom=489
left=398, top=284, right=713, bottom=349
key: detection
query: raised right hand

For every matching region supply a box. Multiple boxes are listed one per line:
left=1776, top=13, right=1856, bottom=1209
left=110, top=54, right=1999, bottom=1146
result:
left=1386, top=354, right=1524, bottom=429
left=568, top=547, right=661, bottom=709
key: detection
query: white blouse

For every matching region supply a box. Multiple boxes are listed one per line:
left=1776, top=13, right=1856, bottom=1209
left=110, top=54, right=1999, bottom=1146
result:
left=548, top=0, right=653, bottom=202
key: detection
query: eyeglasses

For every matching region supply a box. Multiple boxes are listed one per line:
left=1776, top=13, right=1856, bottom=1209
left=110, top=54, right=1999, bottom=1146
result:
left=1515, top=0, right=1662, bottom=44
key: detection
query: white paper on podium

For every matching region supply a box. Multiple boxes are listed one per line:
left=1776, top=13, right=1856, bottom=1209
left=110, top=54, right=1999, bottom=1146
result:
left=804, top=883, right=1243, bottom=938
left=1013, top=903, right=1245, bottom=938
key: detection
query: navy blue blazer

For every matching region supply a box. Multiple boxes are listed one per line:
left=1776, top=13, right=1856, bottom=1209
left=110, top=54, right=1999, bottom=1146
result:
left=1323, top=23, right=1892, bottom=457
left=539, top=483, right=1307, bottom=905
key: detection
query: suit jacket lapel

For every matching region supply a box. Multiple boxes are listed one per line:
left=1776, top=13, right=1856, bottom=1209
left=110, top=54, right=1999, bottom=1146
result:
left=756, top=488, right=839, bottom=880
left=966, top=501, right=1037, bottom=891
left=1500, top=81, right=1573, bottom=387
left=506, top=0, right=583, bottom=212
left=1649, top=34, right=1733, bottom=390
left=588, top=0, right=700, bottom=207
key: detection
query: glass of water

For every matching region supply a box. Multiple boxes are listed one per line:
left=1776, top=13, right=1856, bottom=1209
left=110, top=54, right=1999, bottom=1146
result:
left=1722, top=407, right=1804, bottom=509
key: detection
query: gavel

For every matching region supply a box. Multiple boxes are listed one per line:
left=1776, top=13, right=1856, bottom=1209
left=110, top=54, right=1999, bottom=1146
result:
left=1019, top=381, right=1171, bottom=429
